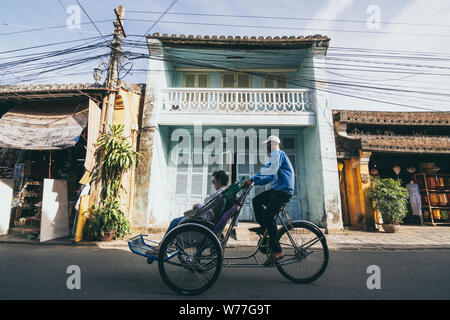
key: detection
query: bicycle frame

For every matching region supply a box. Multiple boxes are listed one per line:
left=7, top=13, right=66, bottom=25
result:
left=130, top=184, right=323, bottom=269
left=220, top=185, right=302, bottom=268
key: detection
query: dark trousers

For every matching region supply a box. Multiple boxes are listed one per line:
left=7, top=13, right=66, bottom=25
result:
left=252, top=189, right=291, bottom=253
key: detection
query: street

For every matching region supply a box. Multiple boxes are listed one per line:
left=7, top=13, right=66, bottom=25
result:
left=0, top=244, right=449, bottom=300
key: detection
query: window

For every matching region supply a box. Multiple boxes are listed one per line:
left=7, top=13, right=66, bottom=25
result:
left=263, top=73, right=288, bottom=88
left=263, top=73, right=288, bottom=109
left=182, top=73, right=209, bottom=108
left=183, top=72, right=209, bottom=88
left=221, top=73, right=251, bottom=109
left=221, top=72, right=251, bottom=88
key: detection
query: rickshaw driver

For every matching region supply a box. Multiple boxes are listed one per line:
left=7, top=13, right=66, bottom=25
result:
left=243, top=135, right=295, bottom=267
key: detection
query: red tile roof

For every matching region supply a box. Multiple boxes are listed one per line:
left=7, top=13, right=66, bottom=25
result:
left=148, top=33, right=330, bottom=48
left=334, top=110, right=450, bottom=126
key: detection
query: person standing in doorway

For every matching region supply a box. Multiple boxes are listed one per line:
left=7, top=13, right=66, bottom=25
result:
left=243, top=135, right=295, bottom=267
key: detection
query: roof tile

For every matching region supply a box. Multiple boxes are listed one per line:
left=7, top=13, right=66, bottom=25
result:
left=147, top=33, right=330, bottom=48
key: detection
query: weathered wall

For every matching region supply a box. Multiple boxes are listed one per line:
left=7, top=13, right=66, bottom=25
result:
left=298, top=48, right=344, bottom=231
left=132, top=39, right=170, bottom=228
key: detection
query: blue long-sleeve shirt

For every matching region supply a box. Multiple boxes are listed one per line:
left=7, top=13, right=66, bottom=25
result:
left=251, top=149, right=295, bottom=196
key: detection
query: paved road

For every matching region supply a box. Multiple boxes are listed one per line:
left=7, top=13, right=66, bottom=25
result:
left=0, top=244, right=449, bottom=300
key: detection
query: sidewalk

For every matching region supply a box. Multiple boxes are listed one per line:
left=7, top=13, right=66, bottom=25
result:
left=1, top=223, right=450, bottom=250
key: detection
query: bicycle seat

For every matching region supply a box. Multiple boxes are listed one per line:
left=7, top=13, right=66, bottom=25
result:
left=280, top=197, right=291, bottom=208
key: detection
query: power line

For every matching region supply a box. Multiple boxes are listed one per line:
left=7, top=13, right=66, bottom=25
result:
left=57, top=0, right=108, bottom=70
left=122, top=40, right=450, bottom=74
left=328, top=46, right=450, bottom=58
left=126, top=66, right=450, bottom=105
left=0, top=20, right=112, bottom=36
left=123, top=35, right=450, bottom=58
left=122, top=18, right=450, bottom=38
left=126, top=0, right=178, bottom=53
left=3, top=21, right=448, bottom=111
left=0, top=35, right=108, bottom=55
left=126, top=10, right=450, bottom=29
left=1, top=52, right=109, bottom=84
left=74, top=0, right=109, bottom=44
left=142, top=0, right=178, bottom=37
left=139, top=51, right=449, bottom=111
left=0, top=42, right=106, bottom=70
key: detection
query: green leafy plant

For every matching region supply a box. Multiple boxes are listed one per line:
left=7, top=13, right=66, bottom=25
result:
left=85, top=200, right=130, bottom=239
left=367, top=177, right=409, bottom=225
left=95, top=124, right=141, bottom=200
left=85, top=124, right=141, bottom=240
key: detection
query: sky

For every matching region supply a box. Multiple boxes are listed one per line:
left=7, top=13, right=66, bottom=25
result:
left=1, top=0, right=450, bottom=112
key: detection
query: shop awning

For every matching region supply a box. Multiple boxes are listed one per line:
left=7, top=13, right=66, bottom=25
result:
left=0, top=103, right=88, bottom=150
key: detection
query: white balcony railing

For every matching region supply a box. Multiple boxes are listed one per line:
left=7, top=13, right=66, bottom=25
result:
left=160, top=88, right=315, bottom=114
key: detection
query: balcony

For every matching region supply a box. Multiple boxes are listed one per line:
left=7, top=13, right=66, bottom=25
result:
left=156, top=88, right=316, bottom=126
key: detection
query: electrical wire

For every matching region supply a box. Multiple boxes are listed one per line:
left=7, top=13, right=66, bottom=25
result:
left=122, top=18, right=450, bottom=39
left=0, top=20, right=112, bottom=36
left=74, top=0, right=110, bottom=44
left=2, top=17, right=449, bottom=112
left=125, top=0, right=178, bottom=53
left=133, top=51, right=449, bottom=111
left=0, top=35, right=109, bottom=55
left=126, top=10, right=450, bottom=29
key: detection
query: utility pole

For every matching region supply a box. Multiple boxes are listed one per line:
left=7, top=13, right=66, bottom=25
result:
left=90, top=5, right=126, bottom=210
left=100, top=5, right=126, bottom=133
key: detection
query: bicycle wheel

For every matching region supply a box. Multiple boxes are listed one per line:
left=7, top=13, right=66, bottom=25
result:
left=158, top=223, right=223, bottom=295
left=276, top=221, right=328, bottom=283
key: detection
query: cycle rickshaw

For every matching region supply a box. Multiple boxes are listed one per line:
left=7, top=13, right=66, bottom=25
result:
left=128, top=179, right=329, bottom=295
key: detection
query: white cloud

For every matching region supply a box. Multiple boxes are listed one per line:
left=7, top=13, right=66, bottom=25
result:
left=329, top=0, right=450, bottom=111
left=307, top=0, right=354, bottom=31
left=374, top=0, right=450, bottom=52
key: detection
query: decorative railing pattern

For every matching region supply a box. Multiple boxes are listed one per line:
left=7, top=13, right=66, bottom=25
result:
left=160, top=88, right=315, bottom=113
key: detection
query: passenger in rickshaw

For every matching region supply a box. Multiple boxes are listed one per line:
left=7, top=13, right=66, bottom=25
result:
left=149, top=170, right=230, bottom=255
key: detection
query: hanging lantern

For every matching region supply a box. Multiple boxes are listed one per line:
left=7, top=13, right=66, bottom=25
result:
left=393, top=165, right=401, bottom=176
left=406, top=167, right=416, bottom=174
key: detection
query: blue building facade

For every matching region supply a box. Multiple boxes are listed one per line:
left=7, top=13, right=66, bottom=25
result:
left=133, top=33, right=343, bottom=232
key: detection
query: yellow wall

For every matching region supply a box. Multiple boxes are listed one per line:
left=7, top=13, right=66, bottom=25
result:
left=339, top=151, right=376, bottom=230
left=112, top=89, right=141, bottom=220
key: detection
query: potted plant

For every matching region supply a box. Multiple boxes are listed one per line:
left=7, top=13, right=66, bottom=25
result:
left=85, top=124, right=141, bottom=241
left=368, top=177, right=409, bottom=233
left=86, top=200, right=130, bottom=241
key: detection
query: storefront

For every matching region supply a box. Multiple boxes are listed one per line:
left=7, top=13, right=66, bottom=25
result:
left=0, top=145, right=87, bottom=238
left=0, top=96, right=94, bottom=240
left=0, top=82, right=144, bottom=241
left=0, top=84, right=106, bottom=240
left=334, top=110, right=450, bottom=229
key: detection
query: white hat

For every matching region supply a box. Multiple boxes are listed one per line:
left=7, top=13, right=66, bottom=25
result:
left=262, top=135, right=281, bottom=144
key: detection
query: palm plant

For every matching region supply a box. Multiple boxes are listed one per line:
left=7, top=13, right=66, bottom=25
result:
left=95, top=124, right=141, bottom=201
left=86, top=124, right=141, bottom=240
